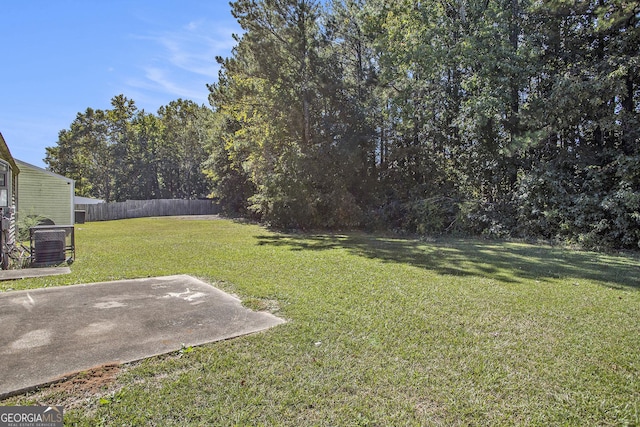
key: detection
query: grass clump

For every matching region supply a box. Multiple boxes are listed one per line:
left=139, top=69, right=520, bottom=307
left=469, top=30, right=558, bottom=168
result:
left=3, top=217, right=640, bottom=425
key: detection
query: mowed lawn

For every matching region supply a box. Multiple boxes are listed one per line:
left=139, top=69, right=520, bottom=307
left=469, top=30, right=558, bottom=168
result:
left=3, top=217, right=640, bottom=426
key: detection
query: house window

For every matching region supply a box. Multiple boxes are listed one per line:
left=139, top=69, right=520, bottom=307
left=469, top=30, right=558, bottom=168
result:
left=0, top=161, right=9, bottom=207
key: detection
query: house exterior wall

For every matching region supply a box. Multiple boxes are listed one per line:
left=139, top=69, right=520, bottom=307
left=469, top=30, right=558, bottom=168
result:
left=16, top=160, right=75, bottom=225
left=0, top=133, right=20, bottom=245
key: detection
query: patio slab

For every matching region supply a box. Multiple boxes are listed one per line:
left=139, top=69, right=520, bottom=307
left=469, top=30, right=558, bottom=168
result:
left=0, top=275, right=285, bottom=398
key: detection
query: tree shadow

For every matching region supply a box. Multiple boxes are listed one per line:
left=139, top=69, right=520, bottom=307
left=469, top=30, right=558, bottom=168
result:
left=256, top=232, right=640, bottom=290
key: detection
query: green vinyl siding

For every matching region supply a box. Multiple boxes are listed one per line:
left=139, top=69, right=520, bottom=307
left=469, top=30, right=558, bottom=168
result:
left=16, top=160, right=74, bottom=225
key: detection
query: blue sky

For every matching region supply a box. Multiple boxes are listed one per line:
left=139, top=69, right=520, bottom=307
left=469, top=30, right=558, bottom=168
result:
left=0, top=0, right=241, bottom=167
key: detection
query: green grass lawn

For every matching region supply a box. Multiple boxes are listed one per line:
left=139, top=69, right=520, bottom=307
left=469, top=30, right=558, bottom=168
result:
left=3, top=217, right=640, bottom=426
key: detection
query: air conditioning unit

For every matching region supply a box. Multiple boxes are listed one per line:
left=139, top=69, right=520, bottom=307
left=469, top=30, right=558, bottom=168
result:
left=33, top=229, right=66, bottom=267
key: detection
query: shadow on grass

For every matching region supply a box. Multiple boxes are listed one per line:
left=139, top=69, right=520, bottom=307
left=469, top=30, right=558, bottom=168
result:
left=256, top=232, right=640, bottom=290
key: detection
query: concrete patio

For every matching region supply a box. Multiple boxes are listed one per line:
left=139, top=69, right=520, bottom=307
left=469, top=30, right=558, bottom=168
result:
left=0, top=275, right=285, bottom=398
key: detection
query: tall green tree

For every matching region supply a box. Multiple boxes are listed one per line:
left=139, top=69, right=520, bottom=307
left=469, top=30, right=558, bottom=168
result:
left=206, top=0, right=639, bottom=248
left=363, top=0, right=475, bottom=232
left=123, top=111, right=164, bottom=200
left=209, top=0, right=368, bottom=228
left=324, top=0, right=380, bottom=215
left=514, top=0, right=640, bottom=248
left=109, top=95, right=139, bottom=201
left=158, top=99, right=212, bottom=199
left=46, top=107, right=114, bottom=201
left=46, top=95, right=214, bottom=202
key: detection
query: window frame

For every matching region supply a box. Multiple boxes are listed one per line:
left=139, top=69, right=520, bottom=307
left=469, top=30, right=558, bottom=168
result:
left=0, top=160, right=11, bottom=208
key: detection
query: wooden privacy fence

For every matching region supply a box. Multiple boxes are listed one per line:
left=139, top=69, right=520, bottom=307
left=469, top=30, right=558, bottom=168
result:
left=75, top=199, right=220, bottom=222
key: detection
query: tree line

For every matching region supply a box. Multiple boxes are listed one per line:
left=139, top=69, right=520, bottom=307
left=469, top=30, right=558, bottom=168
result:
left=46, top=96, right=212, bottom=202
left=46, top=0, right=639, bottom=250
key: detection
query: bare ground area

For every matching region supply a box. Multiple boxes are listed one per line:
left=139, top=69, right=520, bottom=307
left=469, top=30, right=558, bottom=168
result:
left=17, top=364, right=122, bottom=412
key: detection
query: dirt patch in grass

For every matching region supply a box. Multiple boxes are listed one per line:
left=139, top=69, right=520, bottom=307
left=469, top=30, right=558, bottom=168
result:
left=242, top=297, right=282, bottom=314
left=414, top=397, right=448, bottom=424
left=54, top=364, right=120, bottom=397
left=11, top=364, right=122, bottom=411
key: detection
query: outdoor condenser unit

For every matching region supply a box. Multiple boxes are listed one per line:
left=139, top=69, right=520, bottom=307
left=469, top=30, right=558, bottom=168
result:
left=33, top=229, right=66, bottom=267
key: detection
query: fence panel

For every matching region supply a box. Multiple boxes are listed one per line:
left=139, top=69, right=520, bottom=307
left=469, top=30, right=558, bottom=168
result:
left=75, top=199, right=220, bottom=222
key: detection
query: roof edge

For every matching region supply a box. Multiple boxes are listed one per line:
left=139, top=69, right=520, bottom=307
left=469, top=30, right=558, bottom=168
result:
left=14, top=159, right=74, bottom=184
left=0, top=132, right=20, bottom=174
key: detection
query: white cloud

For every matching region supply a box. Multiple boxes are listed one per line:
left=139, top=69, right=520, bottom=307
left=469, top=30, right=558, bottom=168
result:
left=154, top=25, right=236, bottom=76
left=185, top=20, right=200, bottom=31
left=144, top=67, right=206, bottom=101
left=126, top=19, right=239, bottom=104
